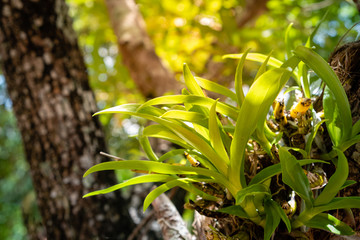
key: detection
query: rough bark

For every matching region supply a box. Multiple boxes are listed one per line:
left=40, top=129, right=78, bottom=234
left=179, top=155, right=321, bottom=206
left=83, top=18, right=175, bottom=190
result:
left=152, top=193, right=193, bottom=240
left=104, top=0, right=181, bottom=98
left=0, top=0, right=134, bottom=239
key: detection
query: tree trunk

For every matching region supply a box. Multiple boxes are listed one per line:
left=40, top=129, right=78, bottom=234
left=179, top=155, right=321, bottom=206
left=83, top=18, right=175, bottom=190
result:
left=0, top=0, right=134, bottom=239
left=105, top=0, right=181, bottom=98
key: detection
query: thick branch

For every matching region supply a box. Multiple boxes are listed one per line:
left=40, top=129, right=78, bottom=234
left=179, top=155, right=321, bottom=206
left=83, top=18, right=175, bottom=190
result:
left=105, top=0, right=181, bottom=98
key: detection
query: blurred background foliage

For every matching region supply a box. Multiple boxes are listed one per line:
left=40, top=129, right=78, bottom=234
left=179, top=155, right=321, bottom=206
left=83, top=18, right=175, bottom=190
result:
left=0, top=0, right=359, bottom=238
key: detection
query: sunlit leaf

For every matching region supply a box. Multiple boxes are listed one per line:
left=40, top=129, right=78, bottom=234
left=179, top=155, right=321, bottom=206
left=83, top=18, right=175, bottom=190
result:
left=234, top=49, right=250, bottom=105
left=183, top=63, right=206, bottom=97
left=305, top=213, right=354, bottom=235
left=223, top=53, right=283, bottom=68
left=139, top=95, right=239, bottom=120
left=139, top=127, right=159, bottom=162
left=254, top=51, right=272, bottom=80
left=229, top=68, right=290, bottom=189
left=195, top=77, right=237, bottom=102
left=83, top=174, right=176, bottom=198
left=293, top=46, right=352, bottom=142
left=209, top=100, right=229, bottom=163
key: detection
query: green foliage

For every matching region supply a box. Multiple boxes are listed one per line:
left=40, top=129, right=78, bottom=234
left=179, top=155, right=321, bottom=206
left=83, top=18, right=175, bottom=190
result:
left=84, top=28, right=360, bottom=238
left=2, top=0, right=360, bottom=238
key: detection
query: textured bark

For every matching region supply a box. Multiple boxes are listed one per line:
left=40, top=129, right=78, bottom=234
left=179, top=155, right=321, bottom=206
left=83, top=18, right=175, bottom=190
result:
left=0, top=0, right=134, bottom=239
left=105, top=0, right=181, bottom=98
left=152, top=193, right=193, bottom=240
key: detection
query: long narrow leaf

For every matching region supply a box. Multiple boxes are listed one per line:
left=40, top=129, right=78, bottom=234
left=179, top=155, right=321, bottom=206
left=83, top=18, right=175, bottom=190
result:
left=235, top=49, right=251, bottom=105
left=315, top=149, right=349, bottom=206
left=195, top=77, right=237, bottom=102
left=223, top=53, right=284, bottom=68
left=183, top=63, right=205, bottom=97
left=139, top=127, right=159, bottom=162
left=83, top=160, right=236, bottom=195
left=293, top=46, right=352, bottom=142
left=161, top=110, right=208, bottom=127
left=143, top=125, right=192, bottom=149
left=305, top=119, right=327, bottom=157
left=230, top=69, right=290, bottom=189
left=209, top=100, right=229, bottom=163
left=323, top=86, right=342, bottom=146
left=138, top=95, right=239, bottom=120
left=143, top=180, right=184, bottom=212
left=249, top=159, right=328, bottom=185
left=83, top=174, right=176, bottom=198
left=254, top=51, right=272, bottom=80
left=279, top=147, right=313, bottom=207
left=305, top=213, right=354, bottom=236
left=264, top=198, right=281, bottom=240
left=158, top=149, right=186, bottom=162
left=351, top=120, right=360, bottom=137
left=95, top=102, right=229, bottom=176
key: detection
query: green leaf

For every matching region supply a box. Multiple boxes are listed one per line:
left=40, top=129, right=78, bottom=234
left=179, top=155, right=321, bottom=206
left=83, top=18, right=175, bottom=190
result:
left=223, top=53, right=284, bottom=68
left=254, top=51, right=272, bottom=80
left=143, top=179, right=183, bottom=212
left=95, top=102, right=229, bottom=176
left=279, top=147, right=313, bottom=207
left=143, top=178, right=221, bottom=212
left=139, top=95, right=239, bottom=120
left=83, top=160, right=237, bottom=196
left=294, top=197, right=360, bottom=228
left=338, top=134, right=360, bottom=154
left=138, top=127, right=159, bottom=162
left=264, top=198, right=281, bottom=240
left=229, top=68, right=290, bottom=189
left=298, top=61, right=310, bottom=98
left=218, top=205, right=248, bottom=218
left=158, top=149, right=186, bottom=162
left=315, top=149, right=349, bottom=206
left=305, top=119, right=327, bottom=157
left=195, top=77, right=237, bottom=102
left=143, top=125, right=192, bottom=149
left=249, top=159, right=328, bottom=185
left=268, top=199, right=291, bottom=232
left=183, top=63, right=205, bottom=97
left=323, top=86, right=342, bottom=146
left=161, top=110, right=208, bottom=127
left=209, top=100, right=229, bottom=164
left=351, top=120, right=360, bottom=137
left=235, top=49, right=251, bottom=106
left=313, top=197, right=360, bottom=213
left=340, top=180, right=357, bottom=190
left=83, top=174, right=176, bottom=198
left=235, top=183, right=270, bottom=205
left=305, top=213, right=354, bottom=235
left=293, top=46, right=352, bottom=142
